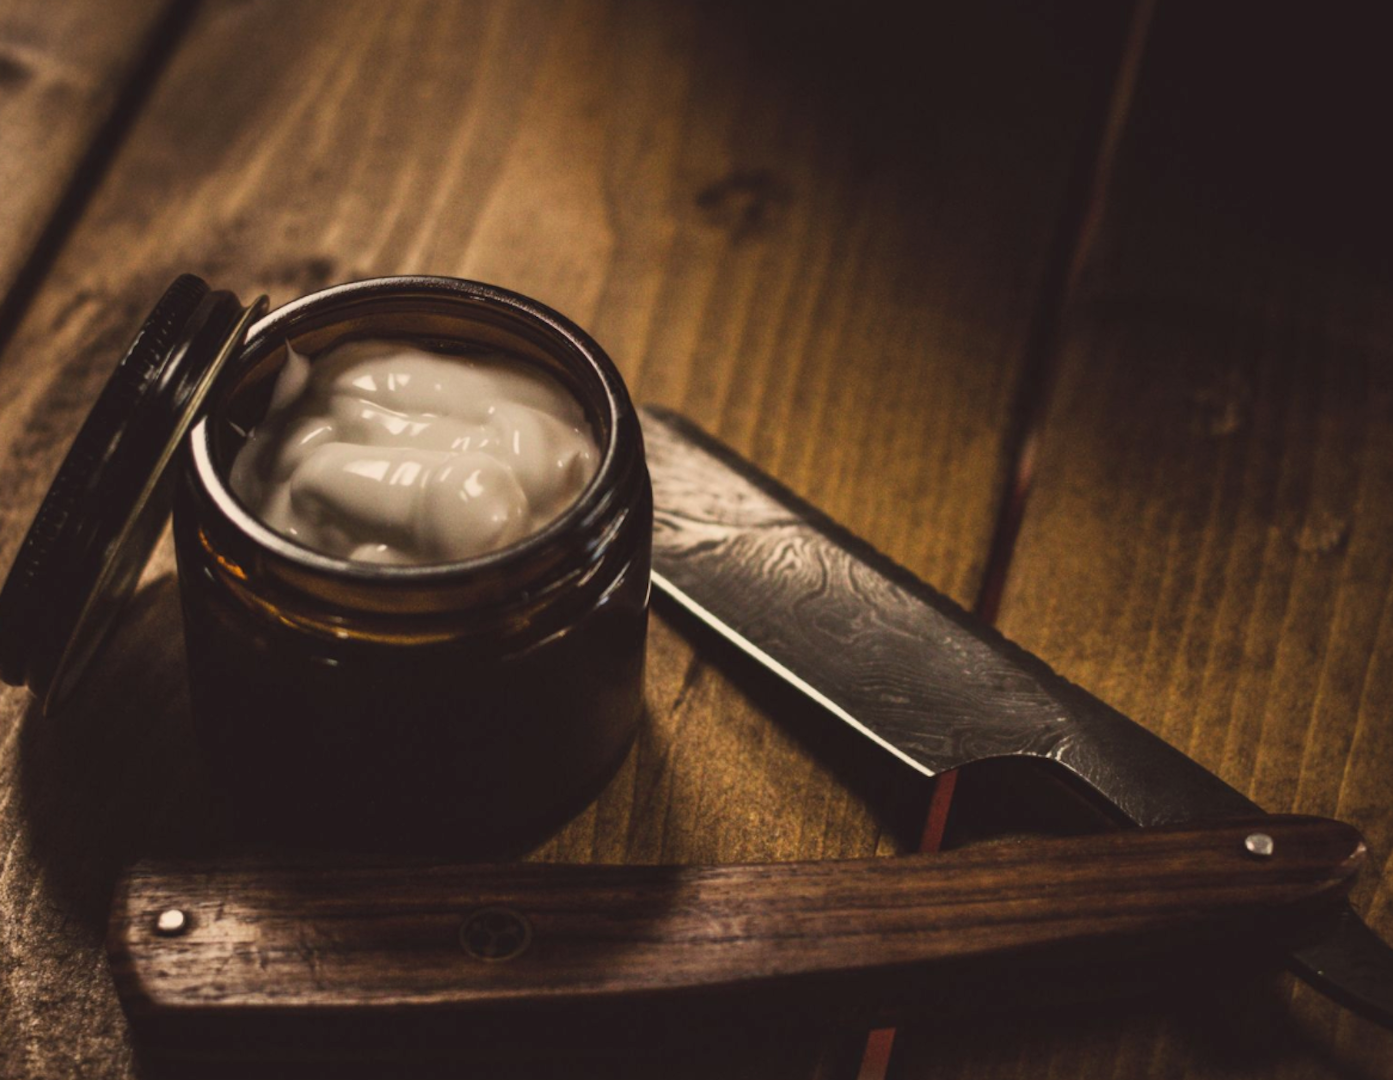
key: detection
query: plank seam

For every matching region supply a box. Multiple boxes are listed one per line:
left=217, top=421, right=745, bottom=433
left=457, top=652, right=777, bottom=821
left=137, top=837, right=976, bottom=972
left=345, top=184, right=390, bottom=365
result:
left=972, top=0, right=1159, bottom=627
left=859, top=2, right=1160, bottom=1077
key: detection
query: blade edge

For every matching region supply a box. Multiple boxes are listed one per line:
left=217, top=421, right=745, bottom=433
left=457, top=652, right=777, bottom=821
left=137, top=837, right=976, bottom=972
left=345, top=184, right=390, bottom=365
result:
left=653, top=570, right=937, bottom=780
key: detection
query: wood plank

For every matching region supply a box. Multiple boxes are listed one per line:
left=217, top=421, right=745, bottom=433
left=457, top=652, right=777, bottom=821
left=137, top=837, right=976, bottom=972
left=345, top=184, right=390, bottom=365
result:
left=0, top=0, right=1129, bottom=1074
left=0, top=0, right=183, bottom=310
left=896, top=2, right=1393, bottom=1077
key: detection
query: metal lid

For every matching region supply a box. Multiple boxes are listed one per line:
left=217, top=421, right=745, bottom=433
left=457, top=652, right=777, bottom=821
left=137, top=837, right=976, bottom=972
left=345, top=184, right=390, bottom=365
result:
left=0, top=275, right=267, bottom=714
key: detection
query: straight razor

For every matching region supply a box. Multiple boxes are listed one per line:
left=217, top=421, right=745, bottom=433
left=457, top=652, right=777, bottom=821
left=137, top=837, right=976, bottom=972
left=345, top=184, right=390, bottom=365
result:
left=641, top=405, right=1393, bottom=1030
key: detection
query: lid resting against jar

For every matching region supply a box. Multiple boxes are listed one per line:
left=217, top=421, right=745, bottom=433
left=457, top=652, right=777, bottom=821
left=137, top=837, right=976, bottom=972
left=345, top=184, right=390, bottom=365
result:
left=0, top=275, right=267, bottom=715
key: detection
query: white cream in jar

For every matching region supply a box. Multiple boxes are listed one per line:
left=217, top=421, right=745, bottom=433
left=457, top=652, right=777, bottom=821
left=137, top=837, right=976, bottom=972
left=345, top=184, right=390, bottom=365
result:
left=229, top=339, right=599, bottom=564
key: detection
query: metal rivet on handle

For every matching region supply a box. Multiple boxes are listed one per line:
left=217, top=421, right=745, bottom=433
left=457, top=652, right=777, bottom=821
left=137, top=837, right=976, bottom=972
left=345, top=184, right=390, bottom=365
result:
left=154, top=908, right=189, bottom=936
left=460, top=907, right=532, bottom=962
left=1244, top=832, right=1275, bottom=858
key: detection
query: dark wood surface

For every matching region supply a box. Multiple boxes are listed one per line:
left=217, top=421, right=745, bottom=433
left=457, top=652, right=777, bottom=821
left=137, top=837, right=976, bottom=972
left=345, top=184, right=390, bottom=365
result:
left=1, top=1, right=1390, bottom=1078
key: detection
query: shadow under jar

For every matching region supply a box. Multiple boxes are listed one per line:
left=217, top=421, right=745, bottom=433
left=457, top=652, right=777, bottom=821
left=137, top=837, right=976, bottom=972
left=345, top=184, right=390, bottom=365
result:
left=175, top=278, right=651, bottom=853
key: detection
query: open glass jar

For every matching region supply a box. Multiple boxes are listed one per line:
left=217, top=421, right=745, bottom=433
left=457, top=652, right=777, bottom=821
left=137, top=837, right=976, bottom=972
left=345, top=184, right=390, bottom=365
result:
left=0, top=276, right=651, bottom=852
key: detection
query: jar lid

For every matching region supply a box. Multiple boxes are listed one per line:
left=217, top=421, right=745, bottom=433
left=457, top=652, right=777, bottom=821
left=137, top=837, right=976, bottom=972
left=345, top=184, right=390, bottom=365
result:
left=0, top=275, right=267, bottom=714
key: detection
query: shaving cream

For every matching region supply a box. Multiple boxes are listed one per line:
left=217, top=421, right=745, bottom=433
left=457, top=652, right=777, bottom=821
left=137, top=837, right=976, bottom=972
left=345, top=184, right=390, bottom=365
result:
left=229, top=339, right=599, bottom=564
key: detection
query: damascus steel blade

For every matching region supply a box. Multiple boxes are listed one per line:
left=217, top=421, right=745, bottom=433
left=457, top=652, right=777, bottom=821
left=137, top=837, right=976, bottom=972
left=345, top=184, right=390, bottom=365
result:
left=642, top=406, right=1253, bottom=827
left=641, top=406, right=1393, bottom=1029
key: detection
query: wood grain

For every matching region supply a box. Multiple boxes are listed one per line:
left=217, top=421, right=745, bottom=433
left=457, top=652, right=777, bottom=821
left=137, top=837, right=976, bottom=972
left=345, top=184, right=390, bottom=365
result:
left=107, top=816, right=1361, bottom=1063
left=895, top=2, right=1393, bottom=1078
left=0, top=1, right=1131, bottom=1076
left=0, top=0, right=182, bottom=312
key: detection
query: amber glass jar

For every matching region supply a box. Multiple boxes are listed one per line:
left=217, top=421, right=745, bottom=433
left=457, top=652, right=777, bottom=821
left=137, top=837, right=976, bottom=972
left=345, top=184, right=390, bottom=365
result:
left=173, top=278, right=650, bottom=851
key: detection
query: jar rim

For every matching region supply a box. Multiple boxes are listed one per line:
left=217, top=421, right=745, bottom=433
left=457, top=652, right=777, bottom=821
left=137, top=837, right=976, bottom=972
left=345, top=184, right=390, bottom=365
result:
left=187, top=275, right=639, bottom=586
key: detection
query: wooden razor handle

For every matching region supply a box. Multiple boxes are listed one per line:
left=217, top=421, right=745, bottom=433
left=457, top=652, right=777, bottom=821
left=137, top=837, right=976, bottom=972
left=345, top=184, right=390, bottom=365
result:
left=108, top=816, right=1362, bottom=1059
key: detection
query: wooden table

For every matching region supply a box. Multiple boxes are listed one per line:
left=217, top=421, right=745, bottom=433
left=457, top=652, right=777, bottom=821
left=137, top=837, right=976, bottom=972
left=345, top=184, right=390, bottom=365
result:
left=2, top=1, right=1390, bottom=1076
